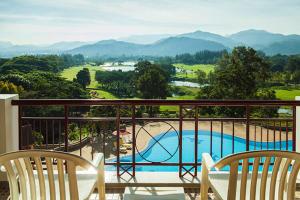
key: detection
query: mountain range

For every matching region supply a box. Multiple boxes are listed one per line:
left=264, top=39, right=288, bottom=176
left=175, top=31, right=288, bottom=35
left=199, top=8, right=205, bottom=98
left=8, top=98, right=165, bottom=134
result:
left=1, top=29, right=300, bottom=57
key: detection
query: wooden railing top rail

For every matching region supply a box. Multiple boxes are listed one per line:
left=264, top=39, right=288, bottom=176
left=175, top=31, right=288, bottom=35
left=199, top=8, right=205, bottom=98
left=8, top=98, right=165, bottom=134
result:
left=11, top=99, right=300, bottom=106
left=20, top=116, right=293, bottom=121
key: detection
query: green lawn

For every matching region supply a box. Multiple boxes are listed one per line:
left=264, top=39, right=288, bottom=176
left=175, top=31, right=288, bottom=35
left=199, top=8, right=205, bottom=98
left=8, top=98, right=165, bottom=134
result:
left=275, top=89, right=300, bottom=100
left=160, top=93, right=197, bottom=112
left=92, top=89, right=117, bottom=99
left=61, top=64, right=117, bottom=99
left=173, top=63, right=215, bottom=74
left=60, top=64, right=103, bottom=88
left=61, top=64, right=202, bottom=101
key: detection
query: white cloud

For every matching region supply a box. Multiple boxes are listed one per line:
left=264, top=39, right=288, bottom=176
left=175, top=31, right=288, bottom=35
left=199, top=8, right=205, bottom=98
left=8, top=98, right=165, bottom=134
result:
left=0, top=0, right=299, bottom=44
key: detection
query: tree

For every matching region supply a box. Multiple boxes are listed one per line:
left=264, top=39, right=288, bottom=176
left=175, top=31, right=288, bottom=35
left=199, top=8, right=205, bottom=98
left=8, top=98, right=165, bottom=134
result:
left=76, top=68, right=91, bottom=88
left=95, top=70, right=135, bottom=97
left=284, top=72, right=292, bottom=85
left=268, top=54, right=288, bottom=72
left=285, top=55, right=300, bottom=72
left=0, top=55, right=59, bottom=74
left=0, top=81, right=23, bottom=94
left=196, top=70, right=207, bottom=85
left=0, top=74, right=32, bottom=89
left=198, top=47, right=271, bottom=100
left=158, top=64, right=176, bottom=81
left=292, top=70, right=300, bottom=85
left=197, top=47, right=275, bottom=117
left=136, top=62, right=169, bottom=99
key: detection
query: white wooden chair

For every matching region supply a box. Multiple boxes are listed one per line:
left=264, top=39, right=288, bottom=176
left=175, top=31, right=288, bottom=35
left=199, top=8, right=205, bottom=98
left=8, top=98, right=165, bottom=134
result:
left=201, top=150, right=300, bottom=200
left=0, top=150, right=105, bottom=200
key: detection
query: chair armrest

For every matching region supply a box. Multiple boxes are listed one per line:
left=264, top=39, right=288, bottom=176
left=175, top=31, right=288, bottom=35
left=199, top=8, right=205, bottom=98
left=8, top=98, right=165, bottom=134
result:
left=92, top=153, right=104, bottom=169
left=200, top=153, right=216, bottom=200
left=91, top=153, right=106, bottom=200
left=202, top=153, right=215, bottom=171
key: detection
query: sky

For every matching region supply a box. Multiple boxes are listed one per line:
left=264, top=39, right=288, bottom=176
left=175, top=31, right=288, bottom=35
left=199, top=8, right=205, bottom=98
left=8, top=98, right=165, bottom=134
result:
left=0, top=0, right=300, bottom=45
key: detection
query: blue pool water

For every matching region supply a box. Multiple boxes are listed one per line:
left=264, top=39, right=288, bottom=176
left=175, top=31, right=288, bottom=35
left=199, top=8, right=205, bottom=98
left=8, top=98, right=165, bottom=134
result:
left=107, top=130, right=293, bottom=172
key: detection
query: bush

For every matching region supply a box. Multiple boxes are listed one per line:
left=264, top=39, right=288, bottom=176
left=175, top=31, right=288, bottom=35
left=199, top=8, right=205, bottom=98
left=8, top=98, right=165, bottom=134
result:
left=32, top=131, right=44, bottom=147
left=0, top=81, right=24, bottom=94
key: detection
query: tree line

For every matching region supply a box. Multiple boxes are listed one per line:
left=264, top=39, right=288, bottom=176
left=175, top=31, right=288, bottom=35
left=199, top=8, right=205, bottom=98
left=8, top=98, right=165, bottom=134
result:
left=0, top=54, right=88, bottom=105
left=95, top=61, right=175, bottom=98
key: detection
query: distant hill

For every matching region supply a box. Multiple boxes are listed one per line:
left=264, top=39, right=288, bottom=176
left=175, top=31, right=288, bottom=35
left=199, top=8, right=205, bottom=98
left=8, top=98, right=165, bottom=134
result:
left=178, top=30, right=236, bottom=47
left=0, top=41, right=13, bottom=49
left=263, top=39, right=300, bottom=55
left=2, top=29, right=300, bottom=57
left=229, top=29, right=300, bottom=48
left=118, top=34, right=173, bottom=44
left=46, top=41, right=92, bottom=51
left=69, top=40, right=143, bottom=57
left=69, top=37, right=227, bottom=57
left=142, top=37, right=228, bottom=56
left=0, top=41, right=94, bottom=57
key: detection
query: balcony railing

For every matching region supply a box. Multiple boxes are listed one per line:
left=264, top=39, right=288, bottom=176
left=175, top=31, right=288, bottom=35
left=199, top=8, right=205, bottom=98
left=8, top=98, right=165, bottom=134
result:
left=11, top=99, right=299, bottom=178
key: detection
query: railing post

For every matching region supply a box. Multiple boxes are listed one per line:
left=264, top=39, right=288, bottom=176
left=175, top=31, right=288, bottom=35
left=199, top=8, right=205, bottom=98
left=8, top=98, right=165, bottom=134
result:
left=132, top=105, right=136, bottom=177
left=293, top=105, right=296, bottom=151
left=64, top=105, right=69, bottom=152
left=116, top=105, right=120, bottom=176
left=194, top=106, right=198, bottom=176
left=179, top=105, right=183, bottom=177
left=295, top=97, right=300, bottom=152
left=0, top=94, right=19, bottom=181
left=246, top=105, right=250, bottom=151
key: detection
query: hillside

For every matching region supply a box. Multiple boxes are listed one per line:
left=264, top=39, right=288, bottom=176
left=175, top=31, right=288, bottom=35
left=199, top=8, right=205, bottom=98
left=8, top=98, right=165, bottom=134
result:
left=69, top=40, right=143, bottom=57
left=118, top=34, right=172, bottom=44
left=263, top=39, right=300, bottom=55
left=69, top=37, right=227, bottom=57
left=2, top=29, right=300, bottom=57
left=229, top=29, right=300, bottom=48
left=178, top=30, right=236, bottom=47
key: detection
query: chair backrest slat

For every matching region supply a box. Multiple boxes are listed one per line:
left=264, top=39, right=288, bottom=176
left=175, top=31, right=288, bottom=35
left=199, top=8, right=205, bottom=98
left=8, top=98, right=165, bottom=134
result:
left=250, top=157, right=260, bottom=200
left=287, top=160, right=300, bottom=199
left=278, top=158, right=291, bottom=200
left=14, top=159, right=28, bottom=200
left=45, top=157, right=56, bottom=200
left=67, top=161, right=79, bottom=200
left=240, top=158, right=249, bottom=200
left=3, top=161, right=19, bottom=200
left=24, top=157, right=37, bottom=200
left=270, top=157, right=282, bottom=200
left=259, top=157, right=270, bottom=200
left=0, top=150, right=101, bottom=200
left=33, top=157, right=46, bottom=200
left=227, top=161, right=239, bottom=200
left=212, top=150, right=300, bottom=200
left=57, top=158, right=66, bottom=200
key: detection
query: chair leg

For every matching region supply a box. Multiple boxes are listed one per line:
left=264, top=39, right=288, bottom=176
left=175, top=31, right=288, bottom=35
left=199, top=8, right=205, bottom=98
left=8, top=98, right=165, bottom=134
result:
left=200, top=164, right=209, bottom=200
left=200, top=183, right=209, bottom=200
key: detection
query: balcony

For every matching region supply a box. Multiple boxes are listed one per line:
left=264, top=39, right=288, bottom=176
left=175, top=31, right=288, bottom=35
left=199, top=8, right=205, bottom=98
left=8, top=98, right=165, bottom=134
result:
left=1, top=95, right=300, bottom=199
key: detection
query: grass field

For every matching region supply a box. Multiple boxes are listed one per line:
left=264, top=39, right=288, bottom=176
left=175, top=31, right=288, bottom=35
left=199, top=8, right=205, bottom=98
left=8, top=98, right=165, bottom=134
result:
left=60, top=64, right=103, bottom=88
left=160, top=95, right=196, bottom=112
left=61, top=65, right=117, bottom=99
left=61, top=64, right=203, bottom=101
left=173, top=63, right=215, bottom=80
left=275, top=89, right=300, bottom=100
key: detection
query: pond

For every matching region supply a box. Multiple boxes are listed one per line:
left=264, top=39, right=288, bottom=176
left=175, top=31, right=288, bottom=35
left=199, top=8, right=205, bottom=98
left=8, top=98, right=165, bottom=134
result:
left=101, top=61, right=137, bottom=72
left=102, top=66, right=135, bottom=72
left=277, top=108, right=292, bottom=115
left=171, top=81, right=201, bottom=88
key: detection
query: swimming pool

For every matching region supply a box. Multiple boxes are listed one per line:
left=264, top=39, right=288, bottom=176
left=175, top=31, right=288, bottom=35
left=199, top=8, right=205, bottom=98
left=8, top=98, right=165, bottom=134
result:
left=107, top=130, right=293, bottom=172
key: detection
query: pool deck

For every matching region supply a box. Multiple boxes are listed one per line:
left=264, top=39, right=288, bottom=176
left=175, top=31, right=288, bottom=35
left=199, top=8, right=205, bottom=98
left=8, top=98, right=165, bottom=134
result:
left=105, top=171, right=200, bottom=188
